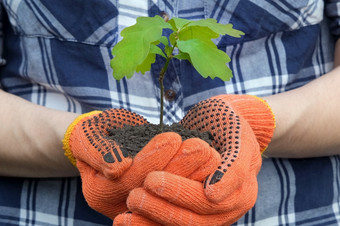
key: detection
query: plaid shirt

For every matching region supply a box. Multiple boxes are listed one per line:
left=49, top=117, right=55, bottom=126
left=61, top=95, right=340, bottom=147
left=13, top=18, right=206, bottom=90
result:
left=0, top=0, right=339, bottom=225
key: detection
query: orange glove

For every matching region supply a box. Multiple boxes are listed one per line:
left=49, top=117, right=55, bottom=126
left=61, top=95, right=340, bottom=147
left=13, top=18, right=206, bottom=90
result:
left=80, top=136, right=220, bottom=219
left=182, top=94, right=276, bottom=203
left=63, top=109, right=149, bottom=179
left=63, top=108, right=221, bottom=219
left=114, top=138, right=221, bottom=226
left=114, top=94, right=275, bottom=225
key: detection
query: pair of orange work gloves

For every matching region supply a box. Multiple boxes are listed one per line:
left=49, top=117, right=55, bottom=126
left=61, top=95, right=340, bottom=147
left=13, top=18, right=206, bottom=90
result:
left=63, top=94, right=275, bottom=226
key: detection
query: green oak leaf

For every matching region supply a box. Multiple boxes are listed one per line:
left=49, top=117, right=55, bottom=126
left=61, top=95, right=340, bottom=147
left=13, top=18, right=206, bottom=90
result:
left=164, top=45, right=173, bottom=56
left=158, top=36, right=169, bottom=47
left=178, top=26, right=219, bottom=40
left=177, top=39, right=232, bottom=81
left=169, top=32, right=177, bottom=46
left=136, top=52, right=156, bottom=74
left=111, top=15, right=172, bottom=80
left=185, top=18, right=244, bottom=37
left=150, top=44, right=166, bottom=58
left=173, top=52, right=192, bottom=63
left=178, top=26, right=218, bottom=48
left=135, top=44, right=166, bottom=74
left=168, top=17, right=191, bottom=31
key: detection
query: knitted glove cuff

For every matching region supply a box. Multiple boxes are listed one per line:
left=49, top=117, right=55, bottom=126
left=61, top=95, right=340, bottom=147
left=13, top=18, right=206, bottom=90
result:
left=62, top=111, right=102, bottom=166
left=213, top=94, right=276, bottom=153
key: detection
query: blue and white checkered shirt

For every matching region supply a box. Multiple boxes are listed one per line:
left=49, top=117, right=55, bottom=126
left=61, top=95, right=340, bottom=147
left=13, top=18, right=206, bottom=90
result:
left=0, top=0, right=339, bottom=225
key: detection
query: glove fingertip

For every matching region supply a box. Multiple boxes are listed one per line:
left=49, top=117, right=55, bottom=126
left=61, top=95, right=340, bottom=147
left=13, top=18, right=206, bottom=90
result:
left=113, top=214, right=128, bottom=226
left=203, top=172, right=230, bottom=203
left=152, top=132, right=182, bottom=148
left=143, top=171, right=166, bottom=192
left=180, top=138, right=209, bottom=154
left=126, top=187, right=147, bottom=210
left=188, top=147, right=221, bottom=182
left=114, top=212, right=160, bottom=226
left=103, top=157, right=133, bottom=179
left=134, top=132, right=182, bottom=165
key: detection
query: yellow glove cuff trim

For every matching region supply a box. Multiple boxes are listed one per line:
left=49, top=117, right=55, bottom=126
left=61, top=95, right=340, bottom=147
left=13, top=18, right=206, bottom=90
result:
left=62, top=111, right=102, bottom=167
left=251, top=95, right=276, bottom=153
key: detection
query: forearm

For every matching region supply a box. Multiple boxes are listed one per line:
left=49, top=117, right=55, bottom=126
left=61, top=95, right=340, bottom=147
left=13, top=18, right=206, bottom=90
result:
left=264, top=65, right=340, bottom=158
left=0, top=90, right=79, bottom=177
left=334, top=39, right=340, bottom=67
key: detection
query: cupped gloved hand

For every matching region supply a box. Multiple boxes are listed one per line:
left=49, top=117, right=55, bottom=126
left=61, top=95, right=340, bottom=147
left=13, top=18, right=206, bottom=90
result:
left=114, top=94, right=275, bottom=225
left=183, top=94, right=276, bottom=203
left=114, top=138, right=221, bottom=226
left=63, top=108, right=221, bottom=219
left=63, top=109, right=149, bottom=179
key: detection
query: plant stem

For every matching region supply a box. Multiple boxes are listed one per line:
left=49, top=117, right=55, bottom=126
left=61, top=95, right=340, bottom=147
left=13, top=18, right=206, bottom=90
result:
left=158, top=57, right=171, bottom=133
left=158, top=44, right=176, bottom=133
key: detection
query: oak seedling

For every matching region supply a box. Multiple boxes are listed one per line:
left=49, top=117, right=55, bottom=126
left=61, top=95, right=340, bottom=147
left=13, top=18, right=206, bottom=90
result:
left=110, top=15, right=244, bottom=132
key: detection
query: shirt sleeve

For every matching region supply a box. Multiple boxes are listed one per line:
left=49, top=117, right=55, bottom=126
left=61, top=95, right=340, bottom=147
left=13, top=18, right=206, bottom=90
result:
left=325, top=0, right=340, bottom=39
left=0, top=1, right=6, bottom=89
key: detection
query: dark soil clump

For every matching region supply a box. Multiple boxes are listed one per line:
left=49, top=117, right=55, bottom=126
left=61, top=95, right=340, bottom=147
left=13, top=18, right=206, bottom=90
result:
left=107, top=123, right=214, bottom=157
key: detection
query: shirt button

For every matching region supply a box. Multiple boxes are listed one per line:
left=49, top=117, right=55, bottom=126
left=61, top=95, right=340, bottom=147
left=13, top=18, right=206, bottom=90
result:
left=165, top=89, right=176, bottom=101
left=159, top=11, right=170, bottom=22
left=0, top=58, right=6, bottom=66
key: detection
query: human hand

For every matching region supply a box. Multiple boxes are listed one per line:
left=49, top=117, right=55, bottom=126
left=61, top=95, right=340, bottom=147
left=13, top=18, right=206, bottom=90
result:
left=181, top=94, right=276, bottom=203
left=114, top=138, right=221, bottom=226
left=63, top=109, right=149, bottom=179
left=63, top=108, right=221, bottom=219
left=114, top=94, right=275, bottom=225
left=80, top=135, right=220, bottom=219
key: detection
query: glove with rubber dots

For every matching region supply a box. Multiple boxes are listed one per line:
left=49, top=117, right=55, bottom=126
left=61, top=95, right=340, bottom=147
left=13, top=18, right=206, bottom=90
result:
left=63, top=109, right=148, bottom=179
left=63, top=108, right=221, bottom=219
left=114, top=94, right=276, bottom=226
